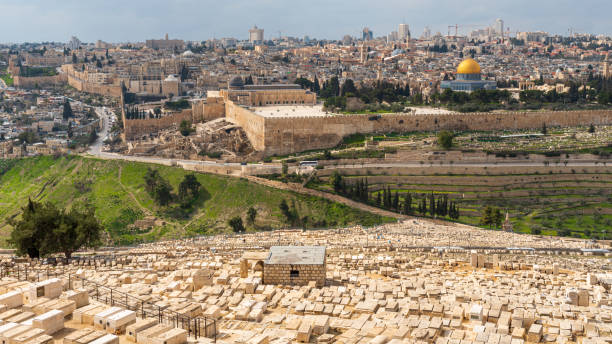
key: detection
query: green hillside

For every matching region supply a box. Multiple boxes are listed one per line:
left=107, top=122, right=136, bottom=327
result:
left=0, top=156, right=392, bottom=246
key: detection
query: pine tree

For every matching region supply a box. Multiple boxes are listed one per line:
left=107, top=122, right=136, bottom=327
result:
left=376, top=192, right=382, bottom=207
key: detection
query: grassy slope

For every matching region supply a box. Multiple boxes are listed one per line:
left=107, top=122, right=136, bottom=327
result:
left=0, top=156, right=392, bottom=246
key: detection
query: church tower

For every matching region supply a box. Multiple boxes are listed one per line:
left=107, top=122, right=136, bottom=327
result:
left=603, top=54, right=610, bottom=79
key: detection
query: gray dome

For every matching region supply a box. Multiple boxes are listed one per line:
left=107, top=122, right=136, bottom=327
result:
left=229, top=76, right=244, bottom=88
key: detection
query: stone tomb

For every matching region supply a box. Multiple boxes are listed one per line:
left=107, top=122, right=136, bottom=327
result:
left=263, top=246, right=326, bottom=287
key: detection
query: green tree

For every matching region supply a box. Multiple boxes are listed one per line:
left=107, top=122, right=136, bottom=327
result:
left=8, top=200, right=102, bottom=259
left=279, top=199, right=293, bottom=223
left=63, top=100, right=73, bottom=120
left=403, top=193, right=412, bottom=214
left=438, top=131, right=453, bottom=150
left=282, top=163, right=288, bottom=176
left=178, top=174, right=201, bottom=203
left=144, top=168, right=174, bottom=206
left=153, top=179, right=173, bottom=206
left=588, top=124, right=595, bottom=133
left=330, top=171, right=343, bottom=193
left=179, top=120, right=194, bottom=136
left=493, top=208, right=503, bottom=229
left=228, top=216, right=245, bottom=233
left=541, top=123, right=547, bottom=135
left=246, top=207, right=257, bottom=226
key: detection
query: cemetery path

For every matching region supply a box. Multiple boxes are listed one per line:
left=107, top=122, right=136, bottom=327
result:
left=245, top=176, right=408, bottom=220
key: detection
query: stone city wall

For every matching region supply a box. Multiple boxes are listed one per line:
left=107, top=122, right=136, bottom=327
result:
left=225, top=101, right=266, bottom=151
left=124, top=109, right=193, bottom=139
left=66, top=74, right=122, bottom=97
left=258, top=110, right=612, bottom=156
left=263, top=264, right=326, bottom=287
left=13, top=74, right=67, bottom=89
left=192, top=97, right=226, bottom=122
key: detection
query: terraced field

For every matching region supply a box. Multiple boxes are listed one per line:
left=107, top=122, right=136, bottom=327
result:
left=0, top=156, right=392, bottom=246
left=309, top=165, right=612, bottom=238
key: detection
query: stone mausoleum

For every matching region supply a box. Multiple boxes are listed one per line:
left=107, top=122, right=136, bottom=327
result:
left=263, top=246, right=326, bottom=287
left=441, top=58, right=497, bottom=92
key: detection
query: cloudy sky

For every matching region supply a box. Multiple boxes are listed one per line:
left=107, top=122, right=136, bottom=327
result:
left=1, top=0, right=610, bottom=43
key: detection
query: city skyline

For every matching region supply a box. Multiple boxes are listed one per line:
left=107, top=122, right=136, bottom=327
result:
left=1, top=0, right=611, bottom=43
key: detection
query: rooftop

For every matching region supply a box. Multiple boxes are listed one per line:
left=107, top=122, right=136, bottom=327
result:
left=265, top=246, right=326, bottom=265
left=251, top=105, right=330, bottom=118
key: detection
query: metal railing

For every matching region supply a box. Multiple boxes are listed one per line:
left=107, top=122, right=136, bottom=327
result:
left=0, top=265, right=217, bottom=341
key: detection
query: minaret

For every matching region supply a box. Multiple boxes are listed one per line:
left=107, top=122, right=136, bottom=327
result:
left=603, top=54, right=610, bottom=79
left=360, top=44, right=366, bottom=64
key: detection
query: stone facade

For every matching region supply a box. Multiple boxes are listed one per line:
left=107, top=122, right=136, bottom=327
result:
left=220, top=85, right=316, bottom=107
left=235, top=108, right=612, bottom=156
left=191, top=97, right=226, bottom=122
left=13, top=75, right=67, bottom=89
left=263, top=264, right=326, bottom=287
left=123, top=109, right=193, bottom=139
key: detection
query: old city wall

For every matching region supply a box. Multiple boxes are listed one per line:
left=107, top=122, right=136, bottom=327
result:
left=124, top=109, right=193, bottom=139
left=13, top=74, right=67, bottom=88
left=225, top=101, right=266, bottom=151
left=259, top=110, right=612, bottom=156
left=192, top=98, right=226, bottom=122
left=67, top=74, right=122, bottom=97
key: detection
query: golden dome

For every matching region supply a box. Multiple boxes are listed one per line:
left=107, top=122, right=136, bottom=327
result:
left=457, top=58, right=481, bottom=74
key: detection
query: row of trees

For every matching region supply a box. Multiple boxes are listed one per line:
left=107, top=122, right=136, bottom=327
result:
left=296, top=76, right=413, bottom=111
left=144, top=168, right=202, bottom=207
left=329, top=173, right=460, bottom=219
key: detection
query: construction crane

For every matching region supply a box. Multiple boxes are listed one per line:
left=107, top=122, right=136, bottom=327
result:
left=447, top=24, right=487, bottom=37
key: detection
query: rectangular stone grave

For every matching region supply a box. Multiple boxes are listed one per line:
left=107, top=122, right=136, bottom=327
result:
left=32, top=310, right=64, bottom=335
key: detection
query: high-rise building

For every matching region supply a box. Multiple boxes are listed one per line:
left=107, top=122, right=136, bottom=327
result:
left=68, top=36, right=81, bottom=50
left=495, top=19, right=504, bottom=37
left=421, top=27, right=431, bottom=40
left=387, top=31, right=398, bottom=43
left=249, top=26, right=264, bottom=44
left=362, top=27, right=373, bottom=41
left=398, top=24, right=410, bottom=41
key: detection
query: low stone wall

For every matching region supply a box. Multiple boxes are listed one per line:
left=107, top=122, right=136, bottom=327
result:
left=263, top=263, right=326, bottom=287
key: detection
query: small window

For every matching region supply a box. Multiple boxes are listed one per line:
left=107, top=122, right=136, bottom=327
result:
left=290, top=270, right=299, bottom=278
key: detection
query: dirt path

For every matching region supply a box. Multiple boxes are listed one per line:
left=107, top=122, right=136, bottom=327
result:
left=116, top=165, right=153, bottom=217
left=244, top=176, right=409, bottom=220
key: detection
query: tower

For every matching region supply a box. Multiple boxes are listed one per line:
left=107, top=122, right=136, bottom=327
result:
left=249, top=26, right=264, bottom=44
left=603, top=54, right=610, bottom=79
left=360, top=44, right=367, bottom=64
left=398, top=24, right=410, bottom=42
left=502, top=212, right=513, bottom=232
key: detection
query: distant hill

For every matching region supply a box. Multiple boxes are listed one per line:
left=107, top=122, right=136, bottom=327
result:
left=0, top=156, right=392, bottom=246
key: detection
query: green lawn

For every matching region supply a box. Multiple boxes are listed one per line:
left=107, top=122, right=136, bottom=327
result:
left=0, top=156, right=393, bottom=246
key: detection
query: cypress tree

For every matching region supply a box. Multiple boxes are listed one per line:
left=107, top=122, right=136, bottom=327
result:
left=429, top=193, right=436, bottom=217
left=393, top=192, right=399, bottom=212
left=403, top=193, right=412, bottom=214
